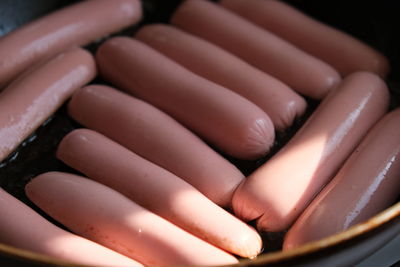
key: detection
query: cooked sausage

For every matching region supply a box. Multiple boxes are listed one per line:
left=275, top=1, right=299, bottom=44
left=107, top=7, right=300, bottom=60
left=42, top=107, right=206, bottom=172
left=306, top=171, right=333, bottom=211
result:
left=68, top=85, right=244, bottom=207
left=0, top=188, right=142, bottom=266
left=171, top=0, right=341, bottom=99
left=135, top=23, right=307, bottom=130
left=220, top=0, right=389, bottom=78
left=25, top=172, right=239, bottom=266
left=56, top=128, right=261, bottom=258
left=232, top=72, right=390, bottom=232
left=0, top=0, right=141, bottom=88
left=0, top=48, right=95, bottom=162
left=96, top=36, right=275, bottom=160
left=284, top=108, right=400, bottom=250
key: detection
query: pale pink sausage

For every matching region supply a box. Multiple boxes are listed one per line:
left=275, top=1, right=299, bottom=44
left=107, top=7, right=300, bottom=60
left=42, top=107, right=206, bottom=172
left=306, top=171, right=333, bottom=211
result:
left=0, top=48, right=95, bottom=162
left=284, top=108, right=400, bottom=250
left=135, top=24, right=307, bottom=130
left=220, top=0, right=389, bottom=78
left=96, top=36, right=275, bottom=160
left=171, top=0, right=341, bottom=99
left=68, top=85, right=244, bottom=207
left=57, top=129, right=261, bottom=258
left=0, top=0, right=141, bottom=88
left=0, top=188, right=142, bottom=266
left=25, top=172, right=238, bottom=266
left=232, top=72, right=390, bottom=232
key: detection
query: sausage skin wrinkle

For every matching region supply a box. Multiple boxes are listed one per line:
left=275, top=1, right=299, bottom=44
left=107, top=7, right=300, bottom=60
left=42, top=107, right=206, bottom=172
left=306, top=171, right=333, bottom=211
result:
left=57, top=128, right=262, bottom=258
left=233, top=72, right=390, bottom=232
left=96, top=36, right=275, bottom=160
left=26, top=172, right=239, bottom=266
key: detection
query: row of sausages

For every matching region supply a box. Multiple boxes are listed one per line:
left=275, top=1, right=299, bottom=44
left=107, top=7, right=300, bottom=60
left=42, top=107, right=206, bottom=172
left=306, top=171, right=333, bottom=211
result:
left=0, top=0, right=399, bottom=266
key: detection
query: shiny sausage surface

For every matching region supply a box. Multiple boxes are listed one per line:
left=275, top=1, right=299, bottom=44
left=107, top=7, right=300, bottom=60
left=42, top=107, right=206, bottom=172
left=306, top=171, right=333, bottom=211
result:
left=171, top=0, right=341, bottom=99
left=0, top=48, right=95, bottom=162
left=0, top=188, right=142, bottom=266
left=0, top=0, right=141, bottom=88
left=57, top=128, right=261, bottom=258
left=136, top=23, right=307, bottom=130
left=284, top=108, right=400, bottom=249
left=96, top=36, right=275, bottom=160
left=26, top=172, right=239, bottom=266
left=68, top=85, right=244, bottom=207
left=232, top=72, right=390, bottom=232
left=220, top=0, right=389, bottom=77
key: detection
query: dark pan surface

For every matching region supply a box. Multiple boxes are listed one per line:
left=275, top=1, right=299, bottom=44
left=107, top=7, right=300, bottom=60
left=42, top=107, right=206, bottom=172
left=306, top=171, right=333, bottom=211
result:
left=1, top=0, right=400, bottom=266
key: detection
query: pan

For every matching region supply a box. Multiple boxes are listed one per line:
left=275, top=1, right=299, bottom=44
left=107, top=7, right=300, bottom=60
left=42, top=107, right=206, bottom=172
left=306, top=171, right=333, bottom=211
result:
left=1, top=0, right=400, bottom=266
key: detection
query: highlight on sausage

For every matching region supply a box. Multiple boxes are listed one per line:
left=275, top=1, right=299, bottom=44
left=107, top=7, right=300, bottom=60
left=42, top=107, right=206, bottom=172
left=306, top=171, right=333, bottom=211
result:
left=0, top=48, right=96, bottom=162
left=171, top=0, right=341, bottom=99
left=96, top=36, right=275, bottom=160
left=57, top=128, right=262, bottom=258
left=68, top=85, right=245, bottom=207
left=232, top=72, right=390, bottom=232
left=0, top=188, right=142, bottom=266
left=0, top=0, right=141, bottom=88
left=220, top=0, right=389, bottom=78
left=135, top=23, right=307, bottom=130
left=26, top=172, right=239, bottom=266
left=284, top=108, right=400, bottom=250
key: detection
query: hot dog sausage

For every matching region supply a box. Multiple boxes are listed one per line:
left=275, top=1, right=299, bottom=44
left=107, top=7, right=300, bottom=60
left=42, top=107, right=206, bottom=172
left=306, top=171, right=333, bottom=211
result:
left=96, top=36, right=275, bottom=160
left=0, top=0, right=141, bottom=88
left=171, top=0, right=341, bottom=99
left=135, top=24, right=307, bottom=130
left=25, top=172, right=238, bottom=266
left=0, top=188, right=142, bottom=266
left=232, top=72, right=390, bottom=232
left=0, top=48, right=95, bottom=162
left=220, top=0, right=389, bottom=78
left=284, top=108, right=400, bottom=249
left=57, top=129, right=261, bottom=258
left=68, top=85, right=244, bottom=207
